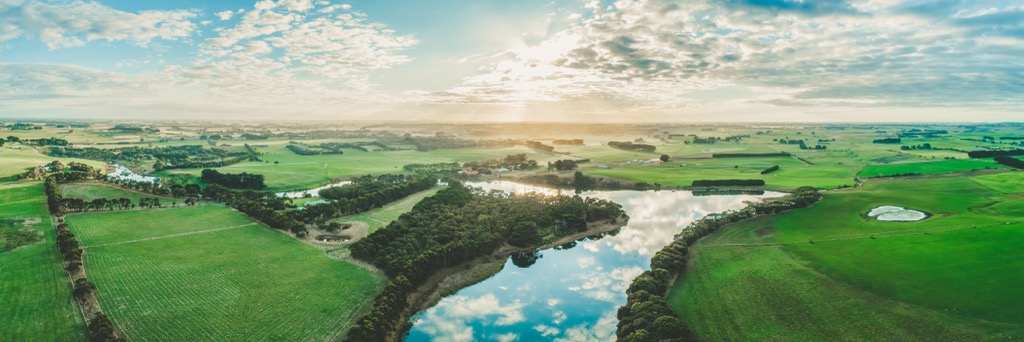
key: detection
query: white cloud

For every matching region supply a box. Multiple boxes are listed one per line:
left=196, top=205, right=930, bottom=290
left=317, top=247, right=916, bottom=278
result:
left=413, top=293, right=527, bottom=341
left=216, top=10, right=235, bottom=21
left=554, top=311, right=618, bottom=342
left=0, top=0, right=197, bottom=49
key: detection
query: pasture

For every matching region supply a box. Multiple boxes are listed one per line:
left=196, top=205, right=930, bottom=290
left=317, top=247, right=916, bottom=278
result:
left=66, top=205, right=384, bottom=341
left=0, top=147, right=104, bottom=181
left=60, top=183, right=177, bottom=205
left=333, top=187, right=443, bottom=234
left=858, top=159, right=1005, bottom=178
left=669, top=174, right=1024, bottom=340
left=0, top=182, right=86, bottom=340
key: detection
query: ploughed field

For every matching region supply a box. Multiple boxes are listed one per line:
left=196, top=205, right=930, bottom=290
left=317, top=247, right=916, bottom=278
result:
left=64, top=205, right=384, bottom=341
left=670, top=174, right=1024, bottom=340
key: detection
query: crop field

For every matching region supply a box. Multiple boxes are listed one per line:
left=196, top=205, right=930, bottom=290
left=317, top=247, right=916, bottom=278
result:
left=60, top=183, right=178, bottom=205
left=858, top=159, right=1006, bottom=178
left=333, top=187, right=442, bottom=233
left=66, top=206, right=384, bottom=341
left=0, top=182, right=85, bottom=341
left=669, top=174, right=1024, bottom=340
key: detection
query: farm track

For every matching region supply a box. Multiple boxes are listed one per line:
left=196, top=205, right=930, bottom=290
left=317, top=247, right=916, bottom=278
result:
left=83, top=223, right=258, bottom=249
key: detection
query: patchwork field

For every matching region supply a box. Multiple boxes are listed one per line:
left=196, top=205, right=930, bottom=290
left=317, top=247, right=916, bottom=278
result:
left=669, top=174, right=1024, bottom=340
left=0, top=182, right=85, bottom=340
left=0, top=147, right=104, bottom=182
left=66, top=205, right=384, bottom=341
left=160, top=145, right=561, bottom=191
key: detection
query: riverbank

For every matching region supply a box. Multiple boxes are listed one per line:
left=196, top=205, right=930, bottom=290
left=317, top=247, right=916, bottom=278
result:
left=389, top=220, right=627, bottom=341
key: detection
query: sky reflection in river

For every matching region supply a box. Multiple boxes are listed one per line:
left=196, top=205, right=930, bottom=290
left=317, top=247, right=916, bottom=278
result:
left=407, top=181, right=782, bottom=341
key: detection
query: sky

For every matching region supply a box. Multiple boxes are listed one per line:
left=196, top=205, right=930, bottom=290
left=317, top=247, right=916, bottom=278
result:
left=0, top=0, right=1022, bottom=122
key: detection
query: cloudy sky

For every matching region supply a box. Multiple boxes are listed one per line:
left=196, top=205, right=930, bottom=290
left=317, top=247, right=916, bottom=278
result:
left=1, top=0, right=1021, bottom=122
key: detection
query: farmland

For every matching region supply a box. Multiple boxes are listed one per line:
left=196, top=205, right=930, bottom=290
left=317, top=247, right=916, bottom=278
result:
left=0, top=182, right=85, bottom=341
left=333, top=186, right=443, bottom=234
left=65, top=205, right=384, bottom=341
left=60, top=183, right=177, bottom=205
left=668, top=174, right=1024, bottom=340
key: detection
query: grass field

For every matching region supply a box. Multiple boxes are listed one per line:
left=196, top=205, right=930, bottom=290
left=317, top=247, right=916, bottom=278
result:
left=60, top=183, right=178, bottom=205
left=66, top=205, right=384, bottom=341
left=858, top=159, right=1006, bottom=178
left=333, top=187, right=443, bottom=233
left=668, top=174, right=1024, bottom=340
left=584, top=161, right=859, bottom=189
left=0, top=147, right=104, bottom=182
left=159, top=145, right=561, bottom=191
left=0, top=182, right=86, bottom=341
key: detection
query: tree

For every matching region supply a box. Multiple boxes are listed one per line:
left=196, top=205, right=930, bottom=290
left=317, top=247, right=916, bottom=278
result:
left=509, top=221, right=541, bottom=247
left=659, top=154, right=669, bottom=162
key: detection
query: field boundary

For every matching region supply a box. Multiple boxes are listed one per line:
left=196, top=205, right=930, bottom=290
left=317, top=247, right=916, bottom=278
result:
left=84, top=222, right=257, bottom=249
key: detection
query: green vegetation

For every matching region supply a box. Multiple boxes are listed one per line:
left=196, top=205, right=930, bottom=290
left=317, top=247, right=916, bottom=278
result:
left=858, top=159, right=1004, bottom=178
left=66, top=205, right=384, bottom=340
left=0, top=183, right=85, bottom=340
left=668, top=175, right=1024, bottom=340
left=334, top=187, right=442, bottom=233
left=60, top=183, right=176, bottom=204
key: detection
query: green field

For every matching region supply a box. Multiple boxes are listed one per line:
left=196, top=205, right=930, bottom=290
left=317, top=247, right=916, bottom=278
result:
left=160, top=145, right=560, bottom=191
left=60, top=183, right=178, bottom=205
left=66, top=206, right=384, bottom=341
left=858, top=159, right=1006, bottom=178
left=333, top=187, right=443, bottom=233
left=669, top=174, right=1024, bottom=340
left=0, top=147, right=104, bottom=182
left=0, top=182, right=86, bottom=340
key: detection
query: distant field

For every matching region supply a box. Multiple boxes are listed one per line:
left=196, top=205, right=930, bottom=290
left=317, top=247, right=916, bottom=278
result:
left=584, top=161, right=859, bottom=189
left=160, top=145, right=561, bottom=191
left=67, top=206, right=384, bottom=340
left=0, top=147, right=104, bottom=181
left=670, top=175, right=1024, bottom=340
left=61, top=183, right=177, bottom=205
left=858, top=159, right=1005, bottom=178
left=334, top=187, right=442, bottom=233
left=0, top=182, right=85, bottom=340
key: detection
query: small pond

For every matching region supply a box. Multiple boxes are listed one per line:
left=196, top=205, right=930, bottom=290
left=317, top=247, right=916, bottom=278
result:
left=867, top=206, right=928, bottom=222
left=275, top=181, right=351, bottom=199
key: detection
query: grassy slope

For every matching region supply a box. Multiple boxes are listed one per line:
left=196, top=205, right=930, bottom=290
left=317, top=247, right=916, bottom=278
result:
left=858, top=159, right=1006, bottom=178
left=333, top=187, right=442, bottom=233
left=0, top=147, right=104, bottom=182
left=67, top=206, right=384, bottom=341
left=0, top=182, right=86, bottom=341
left=668, top=174, right=1024, bottom=340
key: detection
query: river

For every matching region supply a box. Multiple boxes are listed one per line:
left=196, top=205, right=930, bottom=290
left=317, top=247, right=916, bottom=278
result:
left=405, top=181, right=783, bottom=341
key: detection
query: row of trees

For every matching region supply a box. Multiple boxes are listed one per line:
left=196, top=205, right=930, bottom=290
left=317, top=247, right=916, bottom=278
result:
left=994, top=156, right=1024, bottom=169
left=873, top=138, right=902, bottom=144
left=200, top=169, right=266, bottom=189
left=691, top=179, right=766, bottom=187
left=523, top=140, right=555, bottom=152
left=402, top=162, right=462, bottom=174
left=608, top=141, right=657, bottom=152
left=617, top=187, right=821, bottom=341
left=711, top=152, right=790, bottom=158
left=760, top=165, right=780, bottom=174
left=967, top=149, right=1024, bottom=158
left=549, top=159, right=580, bottom=171
left=346, top=182, right=627, bottom=340
left=462, top=154, right=540, bottom=172
left=553, top=139, right=584, bottom=145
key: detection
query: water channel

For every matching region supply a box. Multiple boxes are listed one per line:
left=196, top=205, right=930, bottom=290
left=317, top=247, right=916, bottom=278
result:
left=405, top=181, right=784, bottom=341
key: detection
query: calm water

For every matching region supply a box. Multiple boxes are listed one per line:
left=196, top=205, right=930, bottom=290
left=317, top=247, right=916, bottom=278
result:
left=406, top=181, right=783, bottom=341
left=275, top=181, right=351, bottom=199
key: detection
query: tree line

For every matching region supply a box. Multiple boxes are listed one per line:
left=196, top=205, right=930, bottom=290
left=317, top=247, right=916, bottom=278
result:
left=617, top=187, right=821, bottom=341
left=994, top=156, right=1024, bottom=169
left=608, top=141, right=657, bottom=152
left=712, top=152, right=790, bottom=158
left=760, top=165, right=780, bottom=174
left=345, top=182, right=627, bottom=341
left=872, top=138, right=902, bottom=144
left=200, top=169, right=267, bottom=189
left=691, top=179, right=765, bottom=187
left=967, top=149, right=1024, bottom=158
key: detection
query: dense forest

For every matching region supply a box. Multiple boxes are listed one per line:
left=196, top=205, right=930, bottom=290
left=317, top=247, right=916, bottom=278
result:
left=968, top=149, right=1024, bottom=158
left=617, top=187, right=821, bottom=341
left=346, top=182, right=627, bottom=341
left=994, top=156, right=1024, bottom=169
